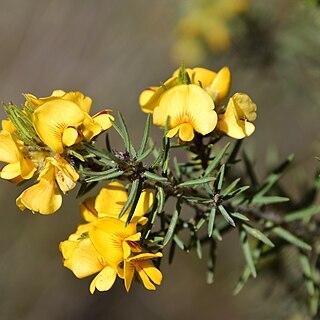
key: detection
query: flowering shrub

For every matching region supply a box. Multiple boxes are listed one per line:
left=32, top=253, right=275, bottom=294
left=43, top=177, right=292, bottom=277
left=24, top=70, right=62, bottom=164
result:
left=0, top=65, right=319, bottom=317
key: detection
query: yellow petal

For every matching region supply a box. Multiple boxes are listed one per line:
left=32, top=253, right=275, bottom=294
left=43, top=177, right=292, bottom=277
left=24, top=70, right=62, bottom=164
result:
left=208, top=66, right=231, bottom=107
left=192, top=67, right=217, bottom=87
left=60, top=238, right=105, bottom=279
left=33, top=99, right=85, bottom=154
left=90, top=266, right=117, bottom=294
left=1, top=162, right=21, bottom=180
left=217, top=94, right=256, bottom=139
left=60, top=91, right=93, bottom=113
left=48, top=157, right=79, bottom=193
left=123, top=260, right=135, bottom=292
left=62, top=127, right=80, bottom=147
left=89, top=217, right=138, bottom=267
left=153, top=84, right=217, bottom=138
left=137, top=263, right=156, bottom=290
left=2, top=119, right=16, bottom=133
left=132, top=189, right=154, bottom=219
left=232, top=93, right=257, bottom=122
left=139, top=260, right=163, bottom=285
left=95, top=182, right=128, bottom=218
left=80, top=197, right=98, bottom=222
left=0, top=131, right=20, bottom=164
left=81, top=113, right=102, bottom=141
left=92, top=110, right=114, bottom=130
left=177, top=123, right=194, bottom=141
left=139, top=77, right=178, bottom=114
left=16, top=168, right=62, bottom=214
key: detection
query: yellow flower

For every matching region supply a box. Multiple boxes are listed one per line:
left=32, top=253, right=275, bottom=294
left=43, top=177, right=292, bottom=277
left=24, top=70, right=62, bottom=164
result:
left=153, top=84, right=217, bottom=141
left=140, top=66, right=231, bottom=115
left=89, top=217, right=142, bottom=268
left=94, top=181, right=153, bottom=224
left=123, top=252, right=163, bottom=291
left=80, top=196, right=99, bottom=222
left=217, top=93, right=257, bottom=139
left=0, top=130, right=36, bottom=181
left=139, top=77, right=178, bottom=114
left=16, top=156, right=79, bottom=214
left=60, top=224, right=118, bottom=294
left=29, top=90, right=113, bottom=154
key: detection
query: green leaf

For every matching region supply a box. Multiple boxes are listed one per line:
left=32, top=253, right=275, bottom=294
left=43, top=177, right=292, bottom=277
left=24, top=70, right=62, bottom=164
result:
left=143, top=171, right=168, bottom=182
left=125, top=180, right=143, bottom=226
left=207, top=240, right=216, bottom=284
left=218, top=205, right=235, bottom=227
left=195, top=236, right=202, bottom=259
left=208, top=206, right=216, bottom=237
left=138, top=114, right=151, bottom=157
left=173, top=157, right=181, bottom=179
left=216, top=164, right=225, bottom=191
left=204, top=143, right=230, bottom=177
left=163, top=199, right=181, bottom=246
left=221, top=178, right=241, bottom=197
left=117, top=112, right=136, bottom=156
left=81, top=167, right=118, bottom=177
left=118, top=180, right=140, bottom=219
left=231, top=212, right=249, bottom=222
left=136, top=147, right=154, bottom=162
left=177, top=177, right=215, bottom=187
left=156, top=186, right=165, bottom=213
left=242, top=224, right=274, bottom=247
left=84, top=170, right=123, bottom=183
left=173, top=234, right=185, bottom=250
left=240, top=229, right=257, bottom=278
left=299, top=252, right=315, bottom=296
left=284, top=205, right=320, bottom=222
left=251, top=196, right=290, bottom=205
left=272, top=227, right=311, bottom=251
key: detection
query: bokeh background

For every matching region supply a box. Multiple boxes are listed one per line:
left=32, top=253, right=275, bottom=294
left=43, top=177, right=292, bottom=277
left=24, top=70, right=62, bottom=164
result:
left=0, top=0, right=319, bottom=319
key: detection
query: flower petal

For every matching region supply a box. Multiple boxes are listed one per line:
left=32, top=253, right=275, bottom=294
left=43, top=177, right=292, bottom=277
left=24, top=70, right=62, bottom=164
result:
left=62, top=127, right=80, bottom=147
left=89, top=266, right=117, bottom=294
left=33, top=99, right=85, bottom=154
left=16, top=166, right=62, bottom=214
left=80, top=197, right=98, bottom=222
left=140, top=77, right=178, bottom=114
left=89, top=217, right=138, bottom=267
left=95, top=182, right=128, bottom=218
left=60, top=238, right=105, bottom=279
left=209, top=66, right=231, bottom=106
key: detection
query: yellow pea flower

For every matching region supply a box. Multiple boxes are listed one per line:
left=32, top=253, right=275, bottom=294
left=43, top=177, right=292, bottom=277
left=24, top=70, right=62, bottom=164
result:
left=123, top=252, right=163, bottom=292
left=89, top=217, right=142, bottom=268
left=16, top=156, right=79, bottom=214
left=217, top=93, right=257, bottom=139
left=60, top=224, right=118, bottom=294
left=153, top=84, right=217, bottom=142
left=94, top=181, right=153, bottom=225
left=139, top=77, right=178, bottom=114
left=29, top=90, right=113, bottom=154
left=0, top=130, right=36, bottom=181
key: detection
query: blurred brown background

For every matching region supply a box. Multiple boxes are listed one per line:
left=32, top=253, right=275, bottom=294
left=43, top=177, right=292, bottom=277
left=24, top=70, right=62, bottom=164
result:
left=0, top=0, right=319, bottom=319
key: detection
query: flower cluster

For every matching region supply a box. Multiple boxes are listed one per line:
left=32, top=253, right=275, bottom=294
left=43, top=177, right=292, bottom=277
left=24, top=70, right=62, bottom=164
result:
left=0, top=90, right=113, bottom=214
left=60, top=182, right=162, bottom=292
left=0, top=64, right=260, bottom=295
left=139, top=66, right=257, bottom=141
